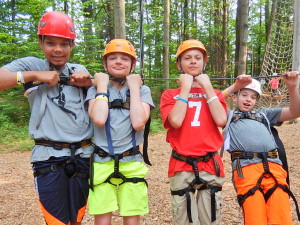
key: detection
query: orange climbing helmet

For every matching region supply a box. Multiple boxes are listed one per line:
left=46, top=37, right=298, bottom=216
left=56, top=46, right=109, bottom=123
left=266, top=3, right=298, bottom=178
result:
left=103, top=39, right=137, bottom=63
left=38, top=11, right=76, bottom=40
left=176, top=39, right=208, bottom=63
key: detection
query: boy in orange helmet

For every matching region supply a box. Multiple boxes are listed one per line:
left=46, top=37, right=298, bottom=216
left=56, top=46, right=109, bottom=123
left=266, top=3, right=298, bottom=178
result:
left=0, top=11, right=93, bottom=225
left=86, top=39, right=154, bottom=225
left=160, top=39, right=227, bottom=225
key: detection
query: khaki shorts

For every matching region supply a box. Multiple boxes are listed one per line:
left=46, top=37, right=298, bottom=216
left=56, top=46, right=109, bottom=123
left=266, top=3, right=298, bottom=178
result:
left=233, top=162, right=293, bottom=225
left=88, top=161, right=149, bottom=216
left=169, top=171, right=225, bottom=225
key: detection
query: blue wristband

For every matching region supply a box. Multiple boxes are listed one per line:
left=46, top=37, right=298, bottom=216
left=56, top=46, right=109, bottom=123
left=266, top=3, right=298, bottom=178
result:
left=177, top=97, right=188, bottom=103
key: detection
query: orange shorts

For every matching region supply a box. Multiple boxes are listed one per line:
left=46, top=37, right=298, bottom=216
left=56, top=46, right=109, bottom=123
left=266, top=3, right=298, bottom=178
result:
left=233, top=162, right=293, bottom=225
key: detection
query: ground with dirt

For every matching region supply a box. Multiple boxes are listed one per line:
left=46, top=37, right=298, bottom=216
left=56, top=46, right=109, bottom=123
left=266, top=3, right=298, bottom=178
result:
left=0, top=122, right=300, bottom=225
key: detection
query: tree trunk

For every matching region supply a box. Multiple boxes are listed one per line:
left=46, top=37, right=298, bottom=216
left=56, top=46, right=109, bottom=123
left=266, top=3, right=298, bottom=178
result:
left=81, top=0, right=94, bottom=55
left=114, top=0, right=126, bottom=38
left=163, top=0, right=170, bottom=89
left=10, top=0, right=16, bottom=39
left=235, top=0, right=249, bottom=76
left=212, top=0, right=222, bottom=77
left=221, top=0, right=228, bottom=84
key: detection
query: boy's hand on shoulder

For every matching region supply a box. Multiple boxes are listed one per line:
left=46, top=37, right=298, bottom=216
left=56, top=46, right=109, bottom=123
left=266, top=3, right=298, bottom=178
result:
left=70, top=71, right=92, bottom=87
left=36, top=71, right=60, bottom=87
left=178, top=73, right=193, bottom=89
left=127, top=74, right=143, bottom=89
left=93, top=72, right=109, bottom=87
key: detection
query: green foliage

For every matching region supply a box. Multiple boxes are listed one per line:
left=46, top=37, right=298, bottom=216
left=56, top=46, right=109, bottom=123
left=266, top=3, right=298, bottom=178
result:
left=0, top=88, right=31, bottom=151
left=0, top=0, right=290, bottom=151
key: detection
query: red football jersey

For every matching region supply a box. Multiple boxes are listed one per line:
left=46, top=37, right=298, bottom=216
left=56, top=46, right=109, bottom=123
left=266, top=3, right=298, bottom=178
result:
left=160, top=87, right=227, bottom=177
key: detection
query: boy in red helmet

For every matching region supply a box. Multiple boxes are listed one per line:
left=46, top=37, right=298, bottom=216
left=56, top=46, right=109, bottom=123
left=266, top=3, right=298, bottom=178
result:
left=0, top=11, right=93, bottom=225
left=160, top=39, right=227, bottom=225
left=86, top=39, right=154, bottom=225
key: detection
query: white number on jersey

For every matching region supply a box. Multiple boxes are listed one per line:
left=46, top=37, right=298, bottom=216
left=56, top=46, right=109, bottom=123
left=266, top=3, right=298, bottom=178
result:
left=189, top=101, right=201, bottom=127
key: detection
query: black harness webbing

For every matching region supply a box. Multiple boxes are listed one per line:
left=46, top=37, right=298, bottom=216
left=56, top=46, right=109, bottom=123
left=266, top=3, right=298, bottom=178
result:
left=33, top=139, right=92, bottom=178
left=233, top=151, right=300, bottom=221
left=89, top=146, right=147, bottom=191
left=171, top=150, right=222, bottom=223
left=223, top=110, right=300, bottom=221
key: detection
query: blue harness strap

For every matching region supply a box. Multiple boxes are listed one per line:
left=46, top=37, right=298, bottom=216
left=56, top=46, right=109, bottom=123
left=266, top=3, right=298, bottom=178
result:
left=105, top=89, right=137, bottom=156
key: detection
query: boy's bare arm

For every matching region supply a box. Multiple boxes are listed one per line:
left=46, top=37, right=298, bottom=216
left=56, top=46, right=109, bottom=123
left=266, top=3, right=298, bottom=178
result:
left=222, top=74, right=252, bottom=98
left=195, top=74, right=227, bottom=127
left=0, top=67, right=60, bottom=90
left=127, top=74, right=150, bottom=131
left=88, top=72, right=109, bottom=127
left=278, top=71, right=300, bottom=122
left=167, top=73, right=193, bottom=128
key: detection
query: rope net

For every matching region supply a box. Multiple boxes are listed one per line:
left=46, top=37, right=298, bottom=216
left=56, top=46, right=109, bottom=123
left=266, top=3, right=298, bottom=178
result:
left=258, top=0, right=294, bottom=108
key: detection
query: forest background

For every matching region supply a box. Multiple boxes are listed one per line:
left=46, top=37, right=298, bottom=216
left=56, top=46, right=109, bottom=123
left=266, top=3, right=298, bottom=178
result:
left=0, top=0, right=283, bottom=151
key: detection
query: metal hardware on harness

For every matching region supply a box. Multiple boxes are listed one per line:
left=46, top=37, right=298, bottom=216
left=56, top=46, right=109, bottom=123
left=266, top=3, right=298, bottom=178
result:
left=171, top=150, right=221, bottom=223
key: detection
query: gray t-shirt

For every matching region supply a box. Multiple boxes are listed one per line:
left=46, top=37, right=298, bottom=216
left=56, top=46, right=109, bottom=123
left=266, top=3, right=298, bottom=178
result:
left=227, top=108, right=282, bottom=169
left=86, top=84, right=155, bottom=163
left=3, top=57, right=94, bottom=162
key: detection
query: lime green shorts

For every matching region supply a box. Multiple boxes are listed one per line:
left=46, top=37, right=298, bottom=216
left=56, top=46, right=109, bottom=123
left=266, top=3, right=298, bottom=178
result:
left=88, top=160, right=149, bottom=216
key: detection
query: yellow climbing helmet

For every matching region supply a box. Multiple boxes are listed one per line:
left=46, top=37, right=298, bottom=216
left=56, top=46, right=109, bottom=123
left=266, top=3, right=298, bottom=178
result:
left=175, top=39, right=208, bottom=63
left=103, top=39, right=137, bottom=63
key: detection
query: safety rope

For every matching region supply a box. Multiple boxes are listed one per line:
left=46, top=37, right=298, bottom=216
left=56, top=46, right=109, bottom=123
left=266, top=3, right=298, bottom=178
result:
left=141, top=73, right=299, bottom=81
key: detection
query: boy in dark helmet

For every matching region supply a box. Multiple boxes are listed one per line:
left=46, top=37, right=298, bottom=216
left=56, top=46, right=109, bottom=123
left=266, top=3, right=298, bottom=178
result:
left=0, top=11, right=93, bottom=225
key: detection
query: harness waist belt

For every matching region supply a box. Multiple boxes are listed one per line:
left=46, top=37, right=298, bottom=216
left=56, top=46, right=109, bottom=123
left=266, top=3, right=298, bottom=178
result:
left=172, top=149, right=217, bottom=163
left=94, top=145, right=140, bottom=158
left=34, top=139, right=93, bottom=150
left=231, top=149, right=278, bottom=161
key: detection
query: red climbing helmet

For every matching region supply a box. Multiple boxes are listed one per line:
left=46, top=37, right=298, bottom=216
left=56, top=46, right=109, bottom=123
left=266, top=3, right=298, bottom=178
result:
left=37, top=11, right=76, bottom=40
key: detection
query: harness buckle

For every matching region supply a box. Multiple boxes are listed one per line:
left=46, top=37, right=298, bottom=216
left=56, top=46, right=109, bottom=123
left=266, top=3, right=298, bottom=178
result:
left=109, top=99, right=124, bottom=109
left=242, top=151, right=254, bottom=159
left=53, top=143, right=64, bottom=150
left=106, top=172, right=127, bottom=186
left=50, top=165, right=60, bottom=172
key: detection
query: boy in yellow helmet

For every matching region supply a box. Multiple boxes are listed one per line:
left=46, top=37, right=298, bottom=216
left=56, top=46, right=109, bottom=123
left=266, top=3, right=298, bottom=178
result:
left=86, top=39, right=155, bottom=225
left=160, top=39, right=227, bottom=225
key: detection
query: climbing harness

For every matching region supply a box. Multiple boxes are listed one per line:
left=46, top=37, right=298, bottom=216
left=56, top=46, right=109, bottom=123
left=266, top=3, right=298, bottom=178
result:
left=90, top=89, right=151, bottom=191
left=33, top=139, right=93, bottom=178
left=222, top=109, right=300, bottom=221
left=170, top=150, right=222, bottom=223
left=23, top=61, right=90, bottom=130
left=89, top=146, right=147, bottom=191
